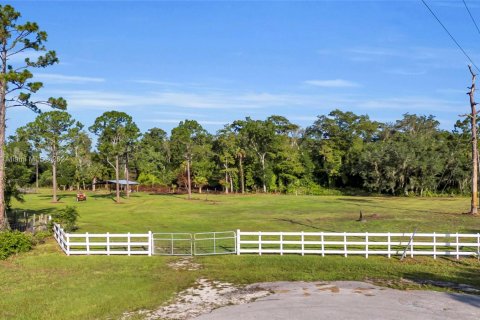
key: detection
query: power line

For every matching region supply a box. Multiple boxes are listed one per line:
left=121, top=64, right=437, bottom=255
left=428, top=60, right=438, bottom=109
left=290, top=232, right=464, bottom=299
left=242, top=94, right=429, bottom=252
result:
left=421, top=0, right=480, bottom=72
left=463, top=0, right=480, bottom=36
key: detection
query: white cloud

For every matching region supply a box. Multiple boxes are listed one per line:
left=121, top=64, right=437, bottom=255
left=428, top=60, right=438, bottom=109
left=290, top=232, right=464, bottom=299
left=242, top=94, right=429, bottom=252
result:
left=346, top=46, right=472, bottom=70
left=386, top=69, right=427, bottom=76
left=35, top=73, right=105, bottom=84
left=50, top=89, right=327, bottom=110
left=133, top=80, right=184, bottom=86
left=436, top=88, right=468, bottom=95
left=289, top=116, right=318, bottom=122
left=357, top=97, right=464, bottom=112
left=304, top=79, right=361, bottom=88
left=8, top=51, right=43, bottom=64
left=42, top=88, right=466, bottom=129
left=348, top=48, right=397, bottom=57
left=155, top=111, right=206, bottom=118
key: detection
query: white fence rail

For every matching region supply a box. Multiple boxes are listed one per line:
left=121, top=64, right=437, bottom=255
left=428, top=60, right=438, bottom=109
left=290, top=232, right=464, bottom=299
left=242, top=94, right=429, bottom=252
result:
left=53, top=223, right=152, bottom=256
left=236, top=231, right=480, bottom=259
left=53, top=223, right=69, bottom=254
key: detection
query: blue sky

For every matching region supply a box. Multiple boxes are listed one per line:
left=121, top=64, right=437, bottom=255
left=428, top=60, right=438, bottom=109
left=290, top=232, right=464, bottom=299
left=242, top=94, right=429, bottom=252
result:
left=8, top=0, right=480, bottom=136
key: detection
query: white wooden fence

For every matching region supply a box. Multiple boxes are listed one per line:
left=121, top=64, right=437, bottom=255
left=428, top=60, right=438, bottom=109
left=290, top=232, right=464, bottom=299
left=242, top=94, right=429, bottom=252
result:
left=52, top=224, right=480, bottom=259
left=236, top=231, right=480, bottom=259
left=53, top=223, right=152, bottom=256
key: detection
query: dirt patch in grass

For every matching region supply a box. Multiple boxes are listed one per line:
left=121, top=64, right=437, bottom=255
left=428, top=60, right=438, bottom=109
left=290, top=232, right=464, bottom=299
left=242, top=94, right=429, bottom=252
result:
left=121, top=278, right=270, bottom=320
left=167, top=257, right=202, bottom=271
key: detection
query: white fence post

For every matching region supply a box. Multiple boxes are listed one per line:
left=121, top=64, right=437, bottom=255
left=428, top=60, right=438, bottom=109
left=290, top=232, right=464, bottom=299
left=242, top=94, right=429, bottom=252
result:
left=301, top=231, right=305, bottom=256
left=344, top=232, right=347, bottom=257
left=213, top=232, right=216, bottom=255
left=280, top=232, right=283, bottom=256
left=128, top=232, right=131, bottom=256
left=148, top=231, right=152, bottom=256
left=456, top=232, right=459, bottom=260
left=365, top=232, right=369, bottom=259
left=86, top=232, right=90, bottom=255
left=107, top=232, right=110, bottom=256
left=259, top=231, right=262, bottom=256
left=477, top=233, right=480, bottom=258
left=387, top=232, right=391, bottom=258
left=433, top=232, right=436, bottom=259
left=236, top=229, right=240, bottom=255
left=321, top=232, right=325, bottom=257
left=410, top=234, right=414, bottom=258
left=66, top=233, right=70, bottom=256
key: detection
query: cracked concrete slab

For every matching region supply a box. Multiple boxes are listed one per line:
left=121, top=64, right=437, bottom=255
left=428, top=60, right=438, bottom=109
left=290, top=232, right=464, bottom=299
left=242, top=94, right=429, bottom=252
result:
left=195, top=281, right=480, bottom=320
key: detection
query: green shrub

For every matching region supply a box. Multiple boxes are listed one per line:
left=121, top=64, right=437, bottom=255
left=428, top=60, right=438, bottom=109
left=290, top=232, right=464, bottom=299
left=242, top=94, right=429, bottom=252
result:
left=287, top=180, right=343, bottom=196
left=50, top=206, right=79, bottom=232
left=0, top=231, right=33, bottom=260
left=32, top=230, right=52, bottom=245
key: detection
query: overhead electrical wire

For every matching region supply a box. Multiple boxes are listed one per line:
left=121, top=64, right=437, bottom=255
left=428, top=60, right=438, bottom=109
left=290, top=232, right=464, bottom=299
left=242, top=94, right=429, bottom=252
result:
left=462, top=0, right=480, bottom=36
left=421, top=0, right=480, bottom=72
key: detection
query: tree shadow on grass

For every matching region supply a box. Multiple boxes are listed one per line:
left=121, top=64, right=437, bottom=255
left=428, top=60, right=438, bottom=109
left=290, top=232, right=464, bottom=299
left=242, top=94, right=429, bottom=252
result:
left=465, top=229, right=480, bottom=234
left=90, top=193, right=120, bottom=203
left=37, top=194, right=68, bottom=202
left=336, top=198, right=374, bottom=203
left=347, top=202, right=465, bottom=216
left=273, top=218, right=332, bottom=231
left=148, top=193, right=210, bottom=202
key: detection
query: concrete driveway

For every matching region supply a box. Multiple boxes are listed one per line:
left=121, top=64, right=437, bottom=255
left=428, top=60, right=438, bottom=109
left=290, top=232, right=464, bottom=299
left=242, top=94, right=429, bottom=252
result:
left=195, top=281, right=480, bottom=320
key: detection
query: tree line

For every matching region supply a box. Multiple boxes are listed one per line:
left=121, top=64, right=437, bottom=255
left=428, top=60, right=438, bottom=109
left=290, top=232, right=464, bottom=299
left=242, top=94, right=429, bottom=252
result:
left=6, top=108, right=474, bottom=206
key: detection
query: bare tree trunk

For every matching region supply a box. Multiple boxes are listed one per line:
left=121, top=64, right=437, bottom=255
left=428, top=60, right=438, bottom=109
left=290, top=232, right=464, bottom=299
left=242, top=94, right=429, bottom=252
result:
left=239, top=155, right=245, bottom=194
left=468, top=65, right=478, bottom=215
left=260, top=153, right=267, bottom=193
left=52, top=144, right=58, bottom=202
left=115, top=156, right=120, bottom=203
left=0, top=43, right=7, bottom=229
left=186, top=159, right=192, bottom=200
left=92, top=177, right=96, bottom=192
left=224, top=163, right=229, bottom=194
left=125, top=162, right=130, bottom=198
left=230, top=173, right=234, bottom=193
left=35, top=160, right=39, bottom=192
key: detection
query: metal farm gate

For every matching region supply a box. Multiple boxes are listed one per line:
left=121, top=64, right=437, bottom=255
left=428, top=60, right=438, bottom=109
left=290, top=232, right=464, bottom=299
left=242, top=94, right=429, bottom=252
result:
left=152, top=233, right=193, bottom=256
left=152, top=231, right=236, bottom=256
left=194, top=231, right=237, bottom=256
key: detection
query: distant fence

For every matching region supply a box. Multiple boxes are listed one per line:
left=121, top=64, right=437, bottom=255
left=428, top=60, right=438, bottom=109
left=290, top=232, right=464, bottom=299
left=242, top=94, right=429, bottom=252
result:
left=9, top=211, right=50, bottom=232
left=53, top=224, right=152, bottom=256
left=236, top=231, right=480, bottom=259
left=52, top=225, right=480, bottom=259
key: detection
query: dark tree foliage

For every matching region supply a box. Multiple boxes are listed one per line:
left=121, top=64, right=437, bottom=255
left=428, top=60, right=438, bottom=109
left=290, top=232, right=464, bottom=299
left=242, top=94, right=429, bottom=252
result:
left=9, top=109, right=476, bottom=198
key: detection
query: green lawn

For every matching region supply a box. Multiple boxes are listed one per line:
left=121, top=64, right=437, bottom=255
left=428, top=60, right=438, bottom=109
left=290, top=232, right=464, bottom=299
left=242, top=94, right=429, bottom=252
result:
left=1, top=191, right=480, bottom=320
left=10, top=190, right=480, bottom=233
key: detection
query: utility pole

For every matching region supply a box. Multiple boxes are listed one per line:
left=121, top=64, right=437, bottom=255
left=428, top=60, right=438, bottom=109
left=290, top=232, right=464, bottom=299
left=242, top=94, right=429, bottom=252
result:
left=468, top=65, right=478, bottom=215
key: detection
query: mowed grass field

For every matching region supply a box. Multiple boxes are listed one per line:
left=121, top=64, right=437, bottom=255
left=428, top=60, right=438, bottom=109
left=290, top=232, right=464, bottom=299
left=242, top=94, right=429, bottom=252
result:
left=10, top=191, right=480, bottom=233
left=1, top=191, right=480, bottom=320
